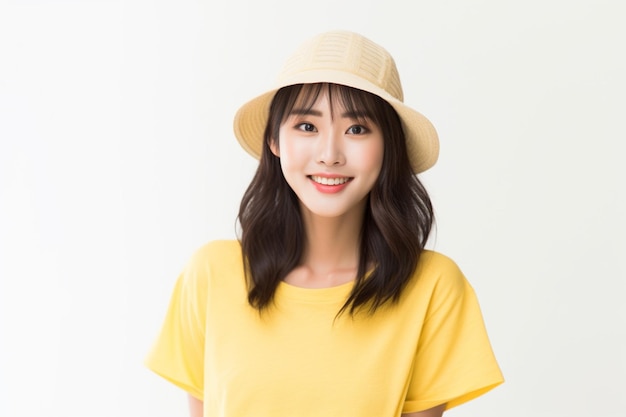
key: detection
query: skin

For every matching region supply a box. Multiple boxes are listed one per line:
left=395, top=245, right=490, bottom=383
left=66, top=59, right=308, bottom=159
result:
left=270, top=93, right=384, bottom=287
left=189, top=395, right=202, bottom=417
left=187, top=93, right=446, bottom=416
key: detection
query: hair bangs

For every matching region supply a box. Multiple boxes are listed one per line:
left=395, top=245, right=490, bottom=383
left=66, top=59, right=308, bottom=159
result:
left=278, top=83, right=324, bottom=124
left=275, top=83, right=381, bottom=126
left=329, top=84, right=380, bottom=126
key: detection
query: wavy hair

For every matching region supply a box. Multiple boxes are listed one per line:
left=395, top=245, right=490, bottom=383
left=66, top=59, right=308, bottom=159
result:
left=238, top=83, right=434, bottom=316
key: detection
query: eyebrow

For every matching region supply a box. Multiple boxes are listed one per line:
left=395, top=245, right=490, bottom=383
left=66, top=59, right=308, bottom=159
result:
left=341, top=110, right=371, bottom=120
left=290, top=108, right=323, bottom=117
left=289, top=108, right=371, bottom=120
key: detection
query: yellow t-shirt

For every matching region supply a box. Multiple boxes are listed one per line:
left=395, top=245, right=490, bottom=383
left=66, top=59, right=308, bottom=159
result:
left=145, top=240, right=503, bottom=416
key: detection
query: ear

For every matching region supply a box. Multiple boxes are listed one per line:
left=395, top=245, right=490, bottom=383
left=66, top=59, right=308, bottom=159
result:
left=269, top=138, right=280, bottom=157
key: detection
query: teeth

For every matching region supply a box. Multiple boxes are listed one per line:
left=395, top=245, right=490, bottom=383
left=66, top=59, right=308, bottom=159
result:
left=311, top=175, right=349, bottom=185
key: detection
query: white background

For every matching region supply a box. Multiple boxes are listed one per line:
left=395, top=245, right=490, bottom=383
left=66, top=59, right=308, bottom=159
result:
left=1, top=0, right=625, bottom=416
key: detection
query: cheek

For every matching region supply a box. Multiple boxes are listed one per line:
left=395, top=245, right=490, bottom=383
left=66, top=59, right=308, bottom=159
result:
left=277, top=137, right=304, bottom=178
left=354, top=139, right=384, bottom=174
left=278, top=133, right=310, bottom=168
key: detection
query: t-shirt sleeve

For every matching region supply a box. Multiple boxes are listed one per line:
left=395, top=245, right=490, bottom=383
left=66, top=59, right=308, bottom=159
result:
left=144, top=248, right=210, bottom=400
left=403, top=258, right=504, bottom=413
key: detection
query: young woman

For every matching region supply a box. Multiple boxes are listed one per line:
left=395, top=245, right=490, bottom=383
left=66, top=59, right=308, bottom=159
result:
left=146, top=30, right=504, bottom=417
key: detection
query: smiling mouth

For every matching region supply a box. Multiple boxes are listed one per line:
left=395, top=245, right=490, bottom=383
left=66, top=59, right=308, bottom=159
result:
left=309, top=175, right=352, bottom=185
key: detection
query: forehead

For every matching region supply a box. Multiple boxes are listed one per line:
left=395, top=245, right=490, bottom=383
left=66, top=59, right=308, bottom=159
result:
left=287, top=83, right=375, bottom=120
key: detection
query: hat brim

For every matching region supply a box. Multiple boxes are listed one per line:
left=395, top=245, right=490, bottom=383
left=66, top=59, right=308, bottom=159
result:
left=233, top=69, right=439, bottom=173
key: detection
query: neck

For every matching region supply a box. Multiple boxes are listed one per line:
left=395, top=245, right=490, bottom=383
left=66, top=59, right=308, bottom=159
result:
left=299, top=206, right=364, bottom=276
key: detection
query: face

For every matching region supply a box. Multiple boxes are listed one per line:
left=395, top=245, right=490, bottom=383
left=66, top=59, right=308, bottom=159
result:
left=271, top=92, right=384, bottom=220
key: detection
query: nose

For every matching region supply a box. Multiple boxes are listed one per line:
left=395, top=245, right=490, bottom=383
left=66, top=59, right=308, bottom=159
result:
left=316, top=128, right=345, bottom=166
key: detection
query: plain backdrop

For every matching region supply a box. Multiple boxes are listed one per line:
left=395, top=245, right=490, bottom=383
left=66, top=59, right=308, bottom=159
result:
left=1, top=0, right=625, bottom=416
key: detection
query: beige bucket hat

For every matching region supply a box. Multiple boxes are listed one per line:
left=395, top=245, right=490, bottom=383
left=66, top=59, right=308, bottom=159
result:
left=233, top=30, right=439, bottom=173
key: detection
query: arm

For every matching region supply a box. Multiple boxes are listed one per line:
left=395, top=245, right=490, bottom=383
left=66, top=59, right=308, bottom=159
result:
left=402, top=403, right=446, bottom=417
left=188, top=395, right=203, bottom=417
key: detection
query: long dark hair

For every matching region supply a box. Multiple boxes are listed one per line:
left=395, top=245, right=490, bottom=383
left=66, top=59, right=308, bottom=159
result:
left=238, top=83, right=434, bottom=316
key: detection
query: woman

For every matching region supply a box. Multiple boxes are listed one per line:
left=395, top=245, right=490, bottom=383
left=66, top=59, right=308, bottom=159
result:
left=146, top=30, right=504, bottom=417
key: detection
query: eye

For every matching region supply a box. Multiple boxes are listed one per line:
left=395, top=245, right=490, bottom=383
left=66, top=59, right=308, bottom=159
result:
left=296, top=123, right=317, bottom=132
left=346, top=125, right=369, bottom=135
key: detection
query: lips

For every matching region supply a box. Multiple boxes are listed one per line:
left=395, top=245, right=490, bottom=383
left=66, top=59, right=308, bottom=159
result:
left=309, top=175, right=352, bottom=186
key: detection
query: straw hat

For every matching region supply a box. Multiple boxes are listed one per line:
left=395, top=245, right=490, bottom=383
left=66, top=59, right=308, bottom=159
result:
left=233, top=30, right=439, bottom=173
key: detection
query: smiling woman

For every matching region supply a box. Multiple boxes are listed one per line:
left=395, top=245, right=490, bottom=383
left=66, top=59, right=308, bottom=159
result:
left=145, top=30, right=504, bottom=417
left=271, top=84, right=384, bottom=221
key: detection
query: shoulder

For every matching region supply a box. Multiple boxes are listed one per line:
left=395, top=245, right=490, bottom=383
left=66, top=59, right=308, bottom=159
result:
left=417, top=250, right=462, bottom=273
left=186, top=239, right=242, bottom=268
left=192, top=239, right=241, bottom=257
left=407, top=250, right=472, bottom=301
left=180, top=240, right=243, bottom=286
left=415, top=251, right=466, bottom=284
